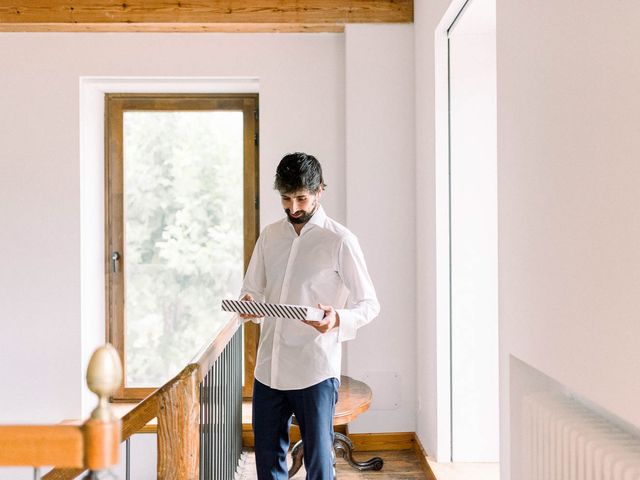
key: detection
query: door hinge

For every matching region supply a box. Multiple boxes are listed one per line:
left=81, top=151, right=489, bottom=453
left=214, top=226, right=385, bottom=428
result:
left=255, top=197, right=260, bottom=209
left=254, top=109, right=259, bottom=120
left=254, top=133, right=259, bottom=145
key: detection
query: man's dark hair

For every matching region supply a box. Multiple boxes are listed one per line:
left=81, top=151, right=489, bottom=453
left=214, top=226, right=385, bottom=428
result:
left=274, top=152, right=326, bottom=194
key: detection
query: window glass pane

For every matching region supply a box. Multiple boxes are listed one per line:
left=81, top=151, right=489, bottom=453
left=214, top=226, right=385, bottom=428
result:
left=123, top=111, right=243, bottom=388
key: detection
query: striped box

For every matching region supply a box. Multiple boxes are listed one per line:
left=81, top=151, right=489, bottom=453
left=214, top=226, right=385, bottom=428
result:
left=221, top=299, right=325, bottom=321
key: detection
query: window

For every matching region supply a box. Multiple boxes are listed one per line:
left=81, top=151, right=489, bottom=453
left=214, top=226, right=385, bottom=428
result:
left=105, top=94, right=259, bottom=401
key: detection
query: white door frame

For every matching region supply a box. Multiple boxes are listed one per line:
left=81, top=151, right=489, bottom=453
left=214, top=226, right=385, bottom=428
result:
left=433, top=0, right=474, bottom=463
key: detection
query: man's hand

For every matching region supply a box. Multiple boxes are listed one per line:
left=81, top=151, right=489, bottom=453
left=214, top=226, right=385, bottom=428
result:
left=239, top=293, right=264, bottom=321
left=303, top=304, right=340, bottom=334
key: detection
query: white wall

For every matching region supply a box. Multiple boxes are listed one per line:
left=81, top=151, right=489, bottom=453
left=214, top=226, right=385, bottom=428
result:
left=416, top=0, right=640, bottom=468
left=497, top=1, right=640, bottom=478
left=344, top=24, right=416, bottom=433
left=0, top=31, right=344, bottom=422
left=0, top=26, right=420, bottom=476
left=0, top=31, right=344, bottom=479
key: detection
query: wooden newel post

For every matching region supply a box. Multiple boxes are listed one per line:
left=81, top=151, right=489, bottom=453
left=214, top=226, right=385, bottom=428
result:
left=157, top=365, right=200, bottom=480
left=82, top=344, right=122, bottom=478
left=82, top=420, right=120, bottom=472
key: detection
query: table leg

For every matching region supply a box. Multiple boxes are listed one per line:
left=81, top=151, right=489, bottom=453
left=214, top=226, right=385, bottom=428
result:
left=288, top=440, right=304, bottom=478
left=288, top=432, right=383, bottom=477
left=333, top=432, right=384, bottom=471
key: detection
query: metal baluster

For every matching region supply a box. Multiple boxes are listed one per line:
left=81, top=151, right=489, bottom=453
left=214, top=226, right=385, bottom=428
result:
left=236, top=332, right=240, bottom=472
left=219, top=352, right=223, bottom=480
left=33, top=467, right=41, bottom=480
left=229, top=341, right=232, bottom=478
left=225, top=344, right=233, bottom=480
left=222, top=344, right=226, bottom=480
left=228, top=336, right=232, bottom=478
left=214, top=359, right=219, bottom=480
left=202, top=374, right=206, bottom=480
left=220, top=348, right=223, bottom=480
left=215, top=350, right=224, bottom=480
left=232, top=333, right=237, bottom=475
left=228, top=340, right=232, bottom=478
left=207, top=370, right=212, bottom=480
left=231, top=330, right=239, bottom=478
left=228, top=338, right=231, bottom=478
left=209, top=364, right=214, bottom=480
left=236, top=331, right=242, bottom=471
left=224, top=344, right=229, bottom=479
left=125, top=438, right=131, bottom=480
left=209, top=368, right=216, bottom=480
left=214, top=360, right=218, bottom=480
left=200, top=374, right=209, bottom=480
left=233, top=336, right=237, bottom=476
left=236, top=332, right=241, bottom=472
left=202, top=374, right=207, bottom=480
left=199, top=380, right=203, bottom=480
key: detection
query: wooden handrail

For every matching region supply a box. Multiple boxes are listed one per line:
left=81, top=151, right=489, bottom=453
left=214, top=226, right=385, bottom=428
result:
left=0, top=419, right=121, bottom=470
left=43, top=316, right=242, bottom=480
left=40, top=465, right=84, bottom=480
left=0, top=425, right=84, bottom=468
left=192, top=316, right=243, bottom=382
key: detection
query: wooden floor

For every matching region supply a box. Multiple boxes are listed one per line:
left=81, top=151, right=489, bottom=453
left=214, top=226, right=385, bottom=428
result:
left=236, top=448, right=428, bottom=479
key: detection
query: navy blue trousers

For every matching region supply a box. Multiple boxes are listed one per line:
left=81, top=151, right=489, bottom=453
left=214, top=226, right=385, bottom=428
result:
left=252, top=378, right=339, bottom=480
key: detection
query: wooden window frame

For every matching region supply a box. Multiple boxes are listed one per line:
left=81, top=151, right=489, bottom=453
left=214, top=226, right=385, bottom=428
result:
left=105, top=93, right=260, bottom=401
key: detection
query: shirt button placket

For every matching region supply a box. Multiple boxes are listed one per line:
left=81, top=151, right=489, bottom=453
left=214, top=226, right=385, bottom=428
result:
left=271, top=236, right=300, bottom=387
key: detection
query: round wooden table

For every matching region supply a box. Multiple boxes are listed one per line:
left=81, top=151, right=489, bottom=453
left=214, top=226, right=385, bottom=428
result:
left=288, top=376, right=384, bottom=477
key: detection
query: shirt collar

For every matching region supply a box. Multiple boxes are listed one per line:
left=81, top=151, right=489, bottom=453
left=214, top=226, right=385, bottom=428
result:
left=283, top=204, right=327, bottom=235
left=306, top=204, right=327, bottom=229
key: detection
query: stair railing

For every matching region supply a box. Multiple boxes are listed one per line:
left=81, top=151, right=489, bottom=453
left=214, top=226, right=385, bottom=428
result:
left=0, top=345, right=123, bottom=479
left=44, top=315, right=243, bottom=480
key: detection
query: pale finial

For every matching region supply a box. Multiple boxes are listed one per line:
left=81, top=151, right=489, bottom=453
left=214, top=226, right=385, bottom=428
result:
left=86, top=344, right=123, bottom=421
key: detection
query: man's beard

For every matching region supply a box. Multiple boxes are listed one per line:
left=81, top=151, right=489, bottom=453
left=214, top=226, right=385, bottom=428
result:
left=285, top=202, right=318, bottom=225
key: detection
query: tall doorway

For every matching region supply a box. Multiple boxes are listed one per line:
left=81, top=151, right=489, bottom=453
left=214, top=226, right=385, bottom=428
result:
left=439, top=0, right=499, bottom=464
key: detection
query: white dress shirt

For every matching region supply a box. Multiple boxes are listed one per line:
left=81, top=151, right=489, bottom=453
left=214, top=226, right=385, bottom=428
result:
left=240, top=206, right=380, bottom=390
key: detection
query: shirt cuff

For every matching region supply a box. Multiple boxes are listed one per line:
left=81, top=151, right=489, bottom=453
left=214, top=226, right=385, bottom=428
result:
left=336, top=309, right=357, bottom=342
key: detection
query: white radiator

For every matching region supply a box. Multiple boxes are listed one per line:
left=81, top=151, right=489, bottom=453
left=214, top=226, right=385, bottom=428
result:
left=523, top=392, right=640, bottom=480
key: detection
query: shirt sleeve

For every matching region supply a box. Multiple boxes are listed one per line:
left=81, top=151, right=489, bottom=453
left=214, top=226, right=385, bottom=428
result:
left=335, top=234, right=380, bottom=342
left=239, top=229, right=267, bottom=324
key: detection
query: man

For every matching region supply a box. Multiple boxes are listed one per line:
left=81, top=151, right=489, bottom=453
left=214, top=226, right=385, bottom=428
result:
left=240, top=152, right=379, bottom=480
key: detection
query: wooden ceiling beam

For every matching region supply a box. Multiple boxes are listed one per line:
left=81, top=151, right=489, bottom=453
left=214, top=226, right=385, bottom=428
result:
left=0, top=22, right=347, bottom=32
left=0, top=1, right=413, bottom=32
